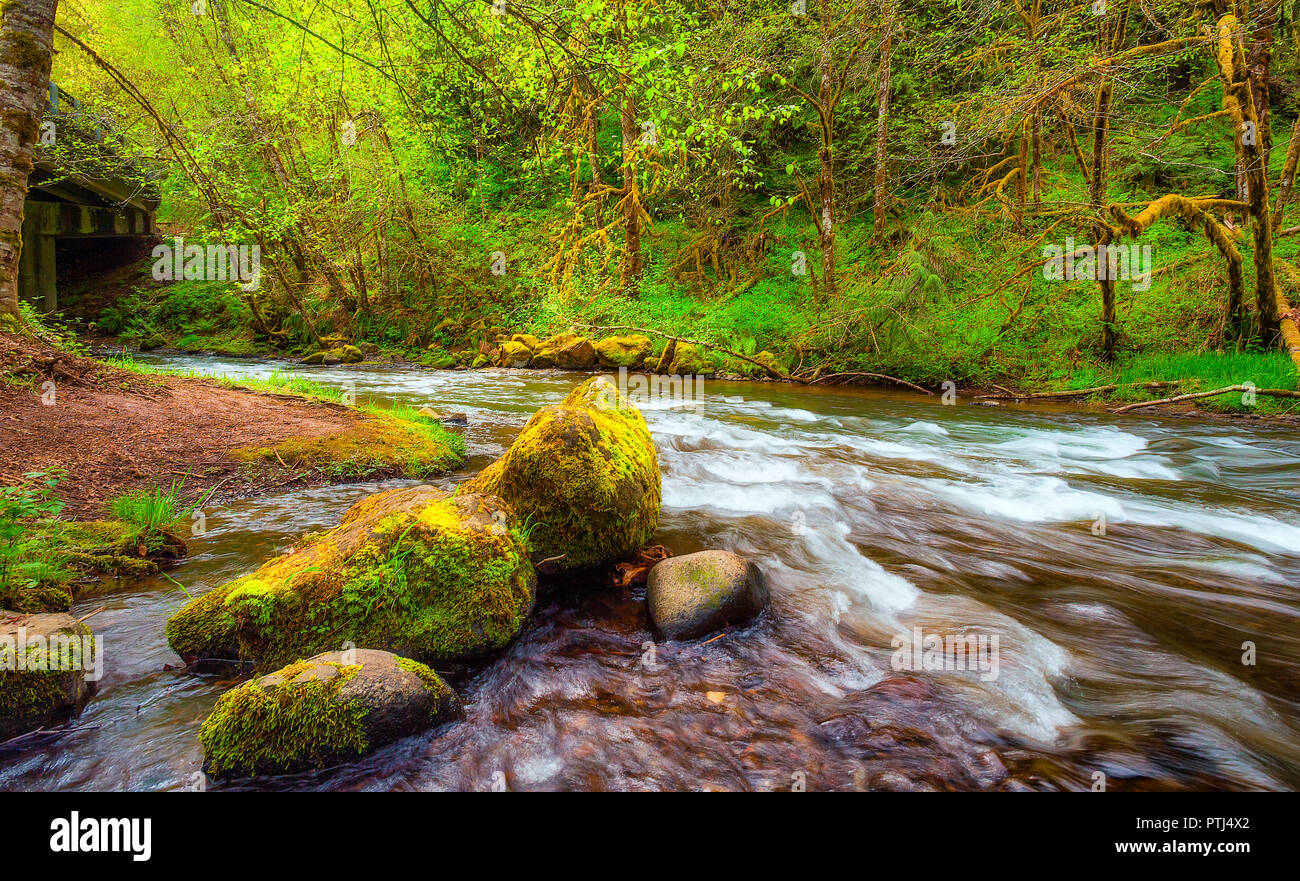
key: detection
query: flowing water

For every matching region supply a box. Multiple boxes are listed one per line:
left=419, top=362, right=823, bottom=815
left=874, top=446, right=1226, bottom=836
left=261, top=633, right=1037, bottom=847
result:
left=4, top=354, right=1299, bottom=791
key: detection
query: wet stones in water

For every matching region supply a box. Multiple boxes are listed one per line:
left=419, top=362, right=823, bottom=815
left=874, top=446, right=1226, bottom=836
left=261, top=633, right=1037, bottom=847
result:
left=199, top=648, right=458, bottom=778
left=464, top=376, right=661, bottom=572
left=165, top=485, right=536, bottom=672
left=0, top=611, right=98, bottom=741
left=646, top=550, right=769, bottom=641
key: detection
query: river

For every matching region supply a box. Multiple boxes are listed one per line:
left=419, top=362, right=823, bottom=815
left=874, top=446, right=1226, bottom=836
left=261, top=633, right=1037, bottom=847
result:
left=3, top=354, right=1298, bottom=791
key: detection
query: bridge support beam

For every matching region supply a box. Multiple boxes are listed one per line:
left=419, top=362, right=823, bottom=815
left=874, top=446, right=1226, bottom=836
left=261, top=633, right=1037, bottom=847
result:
left=18, top=221, right=56, bottom=314
left=18, top=201, right=156, bottom=314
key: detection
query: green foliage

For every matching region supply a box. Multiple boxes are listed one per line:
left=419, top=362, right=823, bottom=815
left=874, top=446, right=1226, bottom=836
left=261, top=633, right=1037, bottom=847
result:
left=0, top=471, right=73, bottom=610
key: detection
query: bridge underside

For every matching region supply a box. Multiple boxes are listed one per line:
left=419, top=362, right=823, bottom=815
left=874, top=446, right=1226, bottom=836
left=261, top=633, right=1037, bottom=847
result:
left=19, top=162, right=158, bottom=314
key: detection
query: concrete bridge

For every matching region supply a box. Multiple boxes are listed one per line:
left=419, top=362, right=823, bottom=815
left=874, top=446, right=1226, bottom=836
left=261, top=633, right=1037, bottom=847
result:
left=20, top=83, right=159, bottom=313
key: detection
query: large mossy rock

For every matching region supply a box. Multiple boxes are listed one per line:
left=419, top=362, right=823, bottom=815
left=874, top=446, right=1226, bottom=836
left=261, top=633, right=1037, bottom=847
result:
left=646, top=550, right=769, bottom=641
left=529, top=333, right=596, bottom=370
left=465, top=376, right=660, bottom=572
left=165, top=486, right=536, bottom=672
left=593, top=335, right=652, bottom=369
left=496, top=340, right=533, bottom=368
left=200, top=648, right=458, bottom=778
left=667, top=342, right=714, bottom=377
left=0, top=612, right=97, bottom=740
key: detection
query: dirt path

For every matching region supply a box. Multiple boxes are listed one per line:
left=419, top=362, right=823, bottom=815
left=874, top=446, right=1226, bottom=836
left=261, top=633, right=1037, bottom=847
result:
left=0, top=333, right=387, bottom=517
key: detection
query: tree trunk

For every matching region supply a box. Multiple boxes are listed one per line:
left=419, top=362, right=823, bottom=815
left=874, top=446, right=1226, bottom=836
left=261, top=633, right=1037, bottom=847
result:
left=618, top=76, right=642, bottom=288
left=872, top=1, right=894, bottom=241
left=0, top=0, right=58, bottom=323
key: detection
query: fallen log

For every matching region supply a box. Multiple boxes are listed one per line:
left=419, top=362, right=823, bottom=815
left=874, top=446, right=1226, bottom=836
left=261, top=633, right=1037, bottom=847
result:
left=975, top=381, right=1181, bottom=400
left=1108, top=385, right=1300, bottom=413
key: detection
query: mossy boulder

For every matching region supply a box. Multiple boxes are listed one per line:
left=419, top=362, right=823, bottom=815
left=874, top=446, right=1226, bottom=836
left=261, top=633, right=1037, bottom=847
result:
left=511, top=333, right=540, bottom=350
left=646, top=550, right=768, bottom=641
left=199, top=648, right=458, bottom=778
left=230, top=411, right=464, bottom=479
left=302, top=345, right=364, bottom=365
left=0, top=611, right=98, bottom=740
left=667, top=343, right=714, bottom=377
left=165, top=486, right=536, bottom=672
left=530, top=333, right=596, bottom=370
left=465, top=376, right=660, bottom=572
left=593, top=335, right=653, bottom=369
left=496, top=341, right=534, bottom=368
left=471, top=353, right=490, bottom=369
left=138, top=334, right=166, bottom=352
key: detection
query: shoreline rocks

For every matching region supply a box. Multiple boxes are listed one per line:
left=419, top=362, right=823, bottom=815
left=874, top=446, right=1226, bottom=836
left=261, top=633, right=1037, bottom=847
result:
left=647, top=550, right=768, bottom=641
left=200, top=648, right=458, bottom=778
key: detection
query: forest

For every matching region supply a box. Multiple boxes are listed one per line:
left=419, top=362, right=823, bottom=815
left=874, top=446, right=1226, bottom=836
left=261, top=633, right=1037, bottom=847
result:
left=4, top=0, right=1296, bottom=401
left=0, top=0, right=1298, bottom=805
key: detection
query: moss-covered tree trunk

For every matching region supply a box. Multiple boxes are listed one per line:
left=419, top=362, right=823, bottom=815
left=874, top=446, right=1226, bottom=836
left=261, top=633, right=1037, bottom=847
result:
left=871, top=0, right=894, bottom=241
left=0, top=0, right=58, bottom=323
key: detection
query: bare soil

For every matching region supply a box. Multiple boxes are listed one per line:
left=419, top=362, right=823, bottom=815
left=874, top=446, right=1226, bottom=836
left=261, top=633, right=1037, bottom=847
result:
left=0, top=332, right=387, bottom=517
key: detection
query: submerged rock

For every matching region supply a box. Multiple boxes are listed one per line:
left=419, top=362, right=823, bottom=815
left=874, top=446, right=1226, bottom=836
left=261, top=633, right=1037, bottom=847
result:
left=165, top=485, right=536, bottom=672
left=0, top=612, right=98, bottom=741
left=647, top=550, right=768, bottom=640
left=465, top=376, right=660, bottom=572
left=200, top=648, right=458, bottom=778
left=593, top=335, right=653, bottom=369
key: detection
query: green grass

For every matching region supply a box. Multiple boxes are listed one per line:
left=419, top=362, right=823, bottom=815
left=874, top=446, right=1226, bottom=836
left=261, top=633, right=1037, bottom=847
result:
left=108, top=477, right=211, bottom=537
left=1063, top=350, right=1300, bottom=413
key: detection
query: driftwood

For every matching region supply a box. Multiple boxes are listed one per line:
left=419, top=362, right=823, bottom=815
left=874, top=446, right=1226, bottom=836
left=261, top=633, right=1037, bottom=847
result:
left=1108, top=385, right=1300, bottom=414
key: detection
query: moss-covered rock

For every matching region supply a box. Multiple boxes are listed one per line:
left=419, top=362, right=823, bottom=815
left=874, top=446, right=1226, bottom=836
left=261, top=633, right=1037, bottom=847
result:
left=511, top=333, right=540, bottom=350
left=647, top=550, right=768, bottom=641
left=302, top=345, right=364, bottom=365
left=199, top=648, right=458, bottom=778
left=230, top=410, right=464, bottom=479
left=593, top=335, right=653, bottom=369
left=471, top=353, right=490, bottom=369
left=0, top=612, right=98, bottom=740
left=165, top=486, right=536, bottom=672
left=530, top=333, right=596, bottom=370
left=496, top=341, right=533, bottom=368
left=667, top=342, right=715, bottom=377
left=464, top=376, right=660, bottom=572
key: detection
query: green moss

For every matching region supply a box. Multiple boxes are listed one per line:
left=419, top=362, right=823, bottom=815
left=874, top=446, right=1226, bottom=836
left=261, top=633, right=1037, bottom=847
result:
left=0, top=633, right=93, bottom=738
left=230, top=409, right=464, bottom=480
left=593, top=335, right=652, bottom=368
left=465, top=376, right=661, bottom=570
left=395, top=656, right=456, bottom=703
left=199, top=660, right=367, bottom=777
left=0, top=32, right=51, bottom=74
left=166, top=490, right=536, bottom=671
